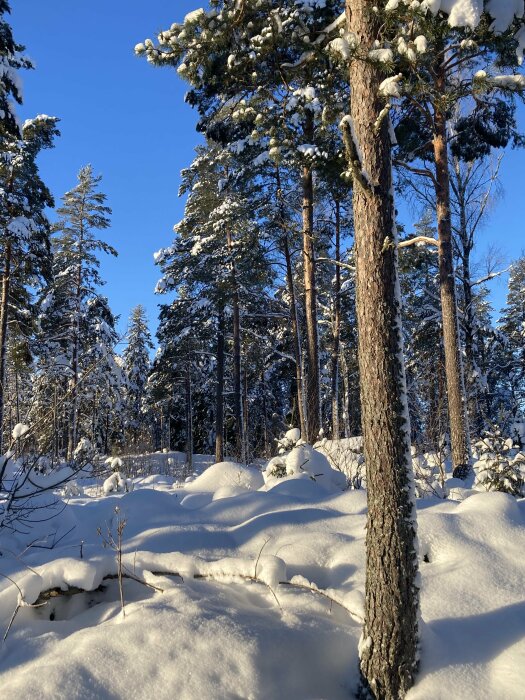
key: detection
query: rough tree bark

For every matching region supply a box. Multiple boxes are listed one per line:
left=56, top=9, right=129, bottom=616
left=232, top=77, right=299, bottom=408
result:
left=283, top=234, right=307, bottom=439
left=302, top=150, right=321, bottom=441
left=433, top=63, right=470, bottom=474
left=185, top=361, right=193, bottom=474
left=215, top=307, right=225, bottom=463
left=227, top=229, right=244, bottom=461
left=276, top=165, right=307, bottom=439
left=346, top=1, right=419, bottom=697
left=0, top=240, right=12, bottom=453
left=331, top=199, right=341, bottom=439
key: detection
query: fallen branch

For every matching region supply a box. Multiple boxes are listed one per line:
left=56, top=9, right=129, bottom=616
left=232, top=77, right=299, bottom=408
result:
left=33, top=570, right=362, bottom=623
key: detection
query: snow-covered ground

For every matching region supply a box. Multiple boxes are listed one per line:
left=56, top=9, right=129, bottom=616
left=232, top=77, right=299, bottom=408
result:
left=0, top=457, right=524, bottom=699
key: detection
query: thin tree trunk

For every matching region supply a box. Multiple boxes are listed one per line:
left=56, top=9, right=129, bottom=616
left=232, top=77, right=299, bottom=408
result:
left=215, top=308, right=225, bottom=464
left=261, top=369, right=269, bottom=456
left=455, top=173, right=481, bottom=434
left=283, top=234, right=307, bottom=439
left=227, top=231, right=244, bottom=461
left=331, top=200, right=342, bottom=439
left=346, top=2, right=419, bottom=697
left=68, top=228, right=84, bottom=460
left=433, top=63, right=470, bottom=474
left=302, top=114, right=320, bottom=442
left=0, top=240, right=12, bottom=453
left=185, top=361, right=193, bottom=474
left=232, top=279, right=243, bottom=461
left=243, top=369, right=249, bottom=463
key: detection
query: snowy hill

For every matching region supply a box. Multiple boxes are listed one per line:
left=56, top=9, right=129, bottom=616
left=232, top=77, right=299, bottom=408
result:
left=0, top=462, right=524, bottom=699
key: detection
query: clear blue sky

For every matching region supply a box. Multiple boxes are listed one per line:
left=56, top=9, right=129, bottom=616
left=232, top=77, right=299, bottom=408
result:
left=10, top=0, right=525, bottom=343
left=11, top=0, right=201, bottom=343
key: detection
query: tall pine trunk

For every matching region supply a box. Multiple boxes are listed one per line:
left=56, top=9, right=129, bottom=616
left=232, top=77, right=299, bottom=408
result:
left=331, top=200, right=341, bottom=439
left=68, top=229, right=84, bottom=460
left=302, top=114, right=320, bottom=442
left=185, top=361, right=193, bottom=475
left=433, top=63, right=470, bottom=473
left=283, top=234, right=307, bottom=439
left=346, top=2, right=419, bottom=697
left=0, top=240, right=12, bottom=453
left=227, top=230, right=244, bottom=461
left=215, top=307, right=225, bottom=463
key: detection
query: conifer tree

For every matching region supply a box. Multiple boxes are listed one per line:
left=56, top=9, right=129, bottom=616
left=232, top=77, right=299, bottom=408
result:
left=0, top=115, right=59, bottom=449
left=498, top=256, right=525, bottom=416
left=122, top=304, right=154, bottom=452
left=38, top=165, right=116, bottom=458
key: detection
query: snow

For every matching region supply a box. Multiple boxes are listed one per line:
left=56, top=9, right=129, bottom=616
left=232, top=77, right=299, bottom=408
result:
left=368, top=47, right=394, bottom=63
left=379, top=73, right=404, bottom=97
left=386, top=0, right=524, bottom=33
left=11, top=423, right=29, bottom=440
left=1, top=454, right=525, bottom=699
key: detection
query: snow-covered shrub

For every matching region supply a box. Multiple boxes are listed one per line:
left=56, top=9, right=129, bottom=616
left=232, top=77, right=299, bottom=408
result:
left=278, top=427, right=302, bottom=453
left=263, top=430, right=346, bottom=492
left=315, top=438, right=365, bottom=489
left=106, top=456, right=124, bottom=472
left=412, top=448, right=446, bottom=498
left=265, top=455, right=287, bottom=479
left=73, top=438, right=97, bottom=471
left=265, top=428, right=302, bottom=479
left=63, top=480, right=84, bottom=498
left=473, top=427, right=525, bottom=497
left=103, top=472, right=134, bottom=496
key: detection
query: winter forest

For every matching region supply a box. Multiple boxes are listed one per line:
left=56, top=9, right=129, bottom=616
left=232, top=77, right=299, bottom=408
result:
left=1, top=0, right=525, bottom=698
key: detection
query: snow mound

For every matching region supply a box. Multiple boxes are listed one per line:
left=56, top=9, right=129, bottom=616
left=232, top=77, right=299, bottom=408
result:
left=412, top=491, right=525, bottom=699
left=184, top=461, right=264, bottom=493
left=264, top=444, right=347, bottom=493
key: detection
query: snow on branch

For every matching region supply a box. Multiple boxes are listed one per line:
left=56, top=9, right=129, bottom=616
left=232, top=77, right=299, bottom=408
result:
left=398, top=236, right=439, bottom=249
left=340, top=116, right=373, bottom=191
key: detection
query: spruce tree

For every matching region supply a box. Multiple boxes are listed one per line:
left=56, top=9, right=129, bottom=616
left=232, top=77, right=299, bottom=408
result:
left=38, top=165, right=116, bottom=458
left=122, top=305, right=154, bottom=452
left=0, top=115, right=59, bottom=449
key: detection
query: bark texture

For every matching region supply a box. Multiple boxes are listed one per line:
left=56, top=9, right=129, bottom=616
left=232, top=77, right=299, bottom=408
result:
left=331, top=200, right=341, bottom=439
left=346, top=2, right=419, bottom=697
left=0, top=240, right=11, bottom=453
left=284, top=234, right=307, bottom=440
left=302, top=158, right=320, bottom=443
left=433, top=68, right=470, bottom=473
left=215, top=308, right=225, bottom=463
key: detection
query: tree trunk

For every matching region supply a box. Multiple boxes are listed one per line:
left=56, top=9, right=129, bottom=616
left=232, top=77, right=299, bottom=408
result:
left=455, top=173, right=482, bottom=434
left=283, top=234, right=307, bottom=440
left=185, top=361, right=193, bottom=475
left=302, top=114, right=321, bottom=443
left=433, top=64, right=470, bottom=474
left=68, top=230, right=84, bottom=460
left=227, top=230, right=244, bottom=461
left=0, top=240, right=12, bottom=453
left=346, top=2, right=419, bottom=697
left=331, top=200, right=342, bottom=439
left=232, top=280, right=243, bottom=461
left=215, top=308, right=225, bottom=463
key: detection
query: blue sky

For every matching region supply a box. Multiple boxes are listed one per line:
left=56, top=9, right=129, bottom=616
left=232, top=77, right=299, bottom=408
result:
left=11, top=0, right=201, bottom=344
left=10, top=0, right=525, bottom=345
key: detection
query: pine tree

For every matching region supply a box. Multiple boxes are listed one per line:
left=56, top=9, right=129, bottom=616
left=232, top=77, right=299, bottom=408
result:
left=136, top=0, right=347, bottom=443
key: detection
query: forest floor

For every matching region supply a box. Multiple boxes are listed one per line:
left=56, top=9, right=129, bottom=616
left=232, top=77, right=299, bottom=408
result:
left=0, top=457, right=524, bottom=699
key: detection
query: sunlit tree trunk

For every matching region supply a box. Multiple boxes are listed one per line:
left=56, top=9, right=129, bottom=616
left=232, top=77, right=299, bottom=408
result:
left=346, top=1, right=419, bottom=696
